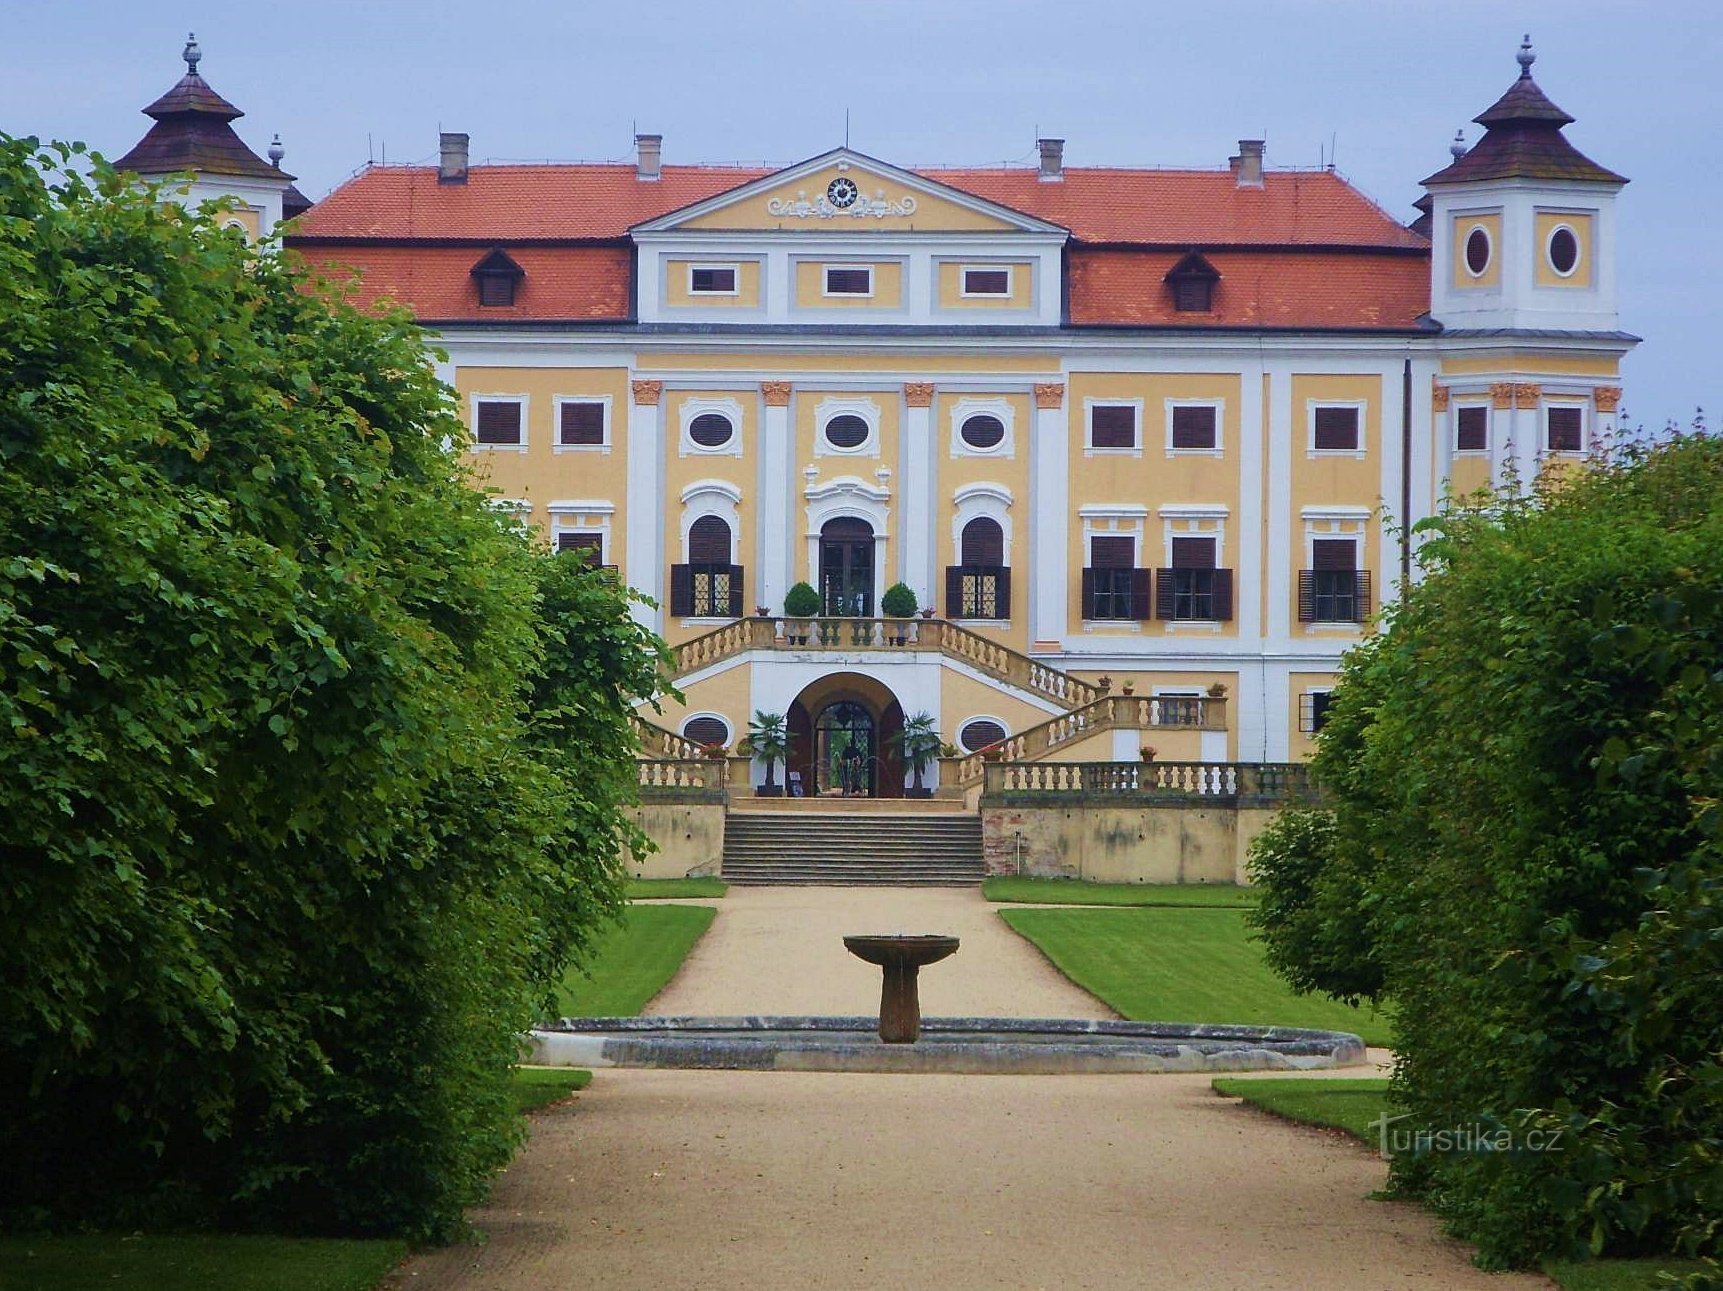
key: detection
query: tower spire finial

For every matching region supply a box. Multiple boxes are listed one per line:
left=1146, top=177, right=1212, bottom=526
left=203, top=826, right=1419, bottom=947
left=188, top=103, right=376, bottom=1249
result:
left=1516, top=33, right=1535, bottom=78
left=1450, top=129, right=1467, bottom=160
left=268, top=133, right=285, bottom=168
left=183, top=32, right=201, bottom=75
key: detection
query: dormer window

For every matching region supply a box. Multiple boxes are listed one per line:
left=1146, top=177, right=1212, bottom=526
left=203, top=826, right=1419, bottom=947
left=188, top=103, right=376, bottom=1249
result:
left=824, top=266, right=873, bottom=296
left=1164, top=252, right=1220, bottom=313
left=471, top=248, right=524, bottom=308
left=689, top=265, right=738, bottom=295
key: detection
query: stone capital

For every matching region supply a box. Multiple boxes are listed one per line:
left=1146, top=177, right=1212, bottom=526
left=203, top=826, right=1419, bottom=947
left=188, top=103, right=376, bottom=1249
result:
left=1431, top=384, right=1450, bottom=411
left=1033, top=382, right=1066, bottom=410
left=1489, top=382, right=1516, bottom=410
left=903, top=382, right=935, bottom=408
left=761, top=380, right=793, bottom=407
left=1513, top=382, right=1543, bottom=404
left=1592, top=385, right=1623, bottom=412
left=630, top=379, right=663, bottom=407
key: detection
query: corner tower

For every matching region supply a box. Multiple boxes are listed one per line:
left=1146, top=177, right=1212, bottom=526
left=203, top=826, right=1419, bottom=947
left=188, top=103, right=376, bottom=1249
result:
left=112, top=34, right=305, bottom=241
left=1423, top=36, right=1627, bottom=334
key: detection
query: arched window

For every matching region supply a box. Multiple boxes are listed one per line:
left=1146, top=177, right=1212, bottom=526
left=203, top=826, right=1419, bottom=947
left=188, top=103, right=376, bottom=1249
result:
left=688, top=514, right=733, bottom=564
left=671, top=515, right=741, bottom=618
left=948, top=517, right=1009, bottom=619
left=960, top=517, right=1004, bottom=567
left=682, top=714, right=731, bottom=749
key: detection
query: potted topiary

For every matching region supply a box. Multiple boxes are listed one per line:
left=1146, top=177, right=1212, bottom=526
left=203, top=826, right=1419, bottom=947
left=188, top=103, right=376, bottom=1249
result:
left=743, top=710, right=790, bottom=796
left=783, top=581, right=820, bottom=644
left=880, top=581, right=917, bottom=644
left=891, top=711, right=943, bottom=798
left=1139, top=745, right=1158, bottom=762
left=1206, top=681, right=1228, bottom=698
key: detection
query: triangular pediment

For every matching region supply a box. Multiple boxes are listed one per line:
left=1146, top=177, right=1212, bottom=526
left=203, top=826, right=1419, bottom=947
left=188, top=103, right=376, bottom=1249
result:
left=633, top=148, right=1066, bottom=236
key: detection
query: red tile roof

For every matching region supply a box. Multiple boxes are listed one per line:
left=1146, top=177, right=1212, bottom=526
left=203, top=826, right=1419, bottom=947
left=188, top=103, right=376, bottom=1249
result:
left=295, top=244, right=633, bottom=320
left=1068, top=249, right=1430, bottom=330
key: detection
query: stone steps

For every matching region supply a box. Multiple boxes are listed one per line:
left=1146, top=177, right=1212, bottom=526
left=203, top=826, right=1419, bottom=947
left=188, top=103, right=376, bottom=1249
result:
left=722, top=812, right=984, bottom=886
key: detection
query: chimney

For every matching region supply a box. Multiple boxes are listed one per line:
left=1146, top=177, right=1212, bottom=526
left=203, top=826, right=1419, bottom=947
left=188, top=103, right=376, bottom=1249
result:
left=636, top=133, right=662, bottom=181
left=1232, top=138, right=1265, bottom=189
left=1037, top=137, right=1065, bottom=181
left=438, top=132, right=469, bottom=184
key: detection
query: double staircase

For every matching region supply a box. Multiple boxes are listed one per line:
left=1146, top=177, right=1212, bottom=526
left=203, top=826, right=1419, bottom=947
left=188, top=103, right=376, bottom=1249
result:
left=721, top=811, right=985, bottom=886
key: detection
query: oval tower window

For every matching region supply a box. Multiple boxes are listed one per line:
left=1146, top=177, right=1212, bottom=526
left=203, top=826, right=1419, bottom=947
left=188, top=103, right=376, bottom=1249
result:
left=1464, top=227, right=1492, bottom=277
left=1547, top=226, right=1579, bottom=276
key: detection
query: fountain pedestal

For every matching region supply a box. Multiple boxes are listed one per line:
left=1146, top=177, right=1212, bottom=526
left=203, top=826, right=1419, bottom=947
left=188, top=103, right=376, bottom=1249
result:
left=843, top=934, right=960, bottom=1043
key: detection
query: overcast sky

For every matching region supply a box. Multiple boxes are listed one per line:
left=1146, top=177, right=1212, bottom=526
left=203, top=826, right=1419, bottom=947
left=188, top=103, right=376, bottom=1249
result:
left=5, top=0, right=1717, bottom=427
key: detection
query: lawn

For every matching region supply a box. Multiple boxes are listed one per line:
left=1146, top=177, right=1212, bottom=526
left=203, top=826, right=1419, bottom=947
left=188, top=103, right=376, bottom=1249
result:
left=983, top=877, right=1257, bottom=907
left=0, top=1235, right=406, bottom=1291
left=626, top=876, right=728, bottom=899
left=552, top=902, right=716, bottom=1017
left=1213, top=1077, right=1711, bottom=1290
left=999, top=906, right=1394, bottom=1045
left=508, top=1065, right=593, bottom=1114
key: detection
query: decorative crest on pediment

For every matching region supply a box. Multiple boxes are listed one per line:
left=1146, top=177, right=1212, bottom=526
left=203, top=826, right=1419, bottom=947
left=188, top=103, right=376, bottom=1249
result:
left=767, top=185, right=918, bottom=221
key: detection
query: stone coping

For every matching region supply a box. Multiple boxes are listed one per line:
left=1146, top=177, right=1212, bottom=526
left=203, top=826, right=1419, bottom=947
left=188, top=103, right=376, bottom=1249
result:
left=530, top=1015, right=1367, bottom=1075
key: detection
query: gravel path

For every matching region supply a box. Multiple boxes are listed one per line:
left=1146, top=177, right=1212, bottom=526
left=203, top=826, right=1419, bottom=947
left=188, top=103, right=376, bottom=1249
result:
left=385, top=886, right=1553, bottom=1290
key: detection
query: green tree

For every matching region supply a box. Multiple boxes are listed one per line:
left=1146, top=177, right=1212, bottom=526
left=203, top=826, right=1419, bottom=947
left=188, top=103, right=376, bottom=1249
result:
left=743, top=711, right=789, bottom=794
left=0, top=137, right=662, bottom=1240
left=1247, top=435, right=1723, bottom=1273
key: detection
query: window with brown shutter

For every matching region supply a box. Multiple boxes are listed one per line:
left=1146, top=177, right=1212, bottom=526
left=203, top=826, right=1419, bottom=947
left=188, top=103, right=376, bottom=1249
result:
left=1313, top=406, right=1361, bottom=452
left=1089, top=404, right=1137, bottom=450
left=1456, top=406, right=1488, bottom=452
left=1546, top=407, right=1584, bottom=453
left=824, top=266, right=872, bottom=295
left=559, top=401, right=605, bottom=446
left=478, top=275, right=516, bottom=307
left=1156, top=538, right=1232, bottom=621
left=1084, top=536, right=1144, bottom=620
left=1173, top=278, right=1213, bottom=312
left=958, top=719, right=1008, bottom=753
left=557, top=533, right=602, bottom=566
left=682, top=716, right=730, bottom=748
left=1300, top=540, right=1369, bottom=623
left=676, top=516, right=742, bottom=617
left=1170, top=405, right=1217, bottom=450
left=475, top=400, right=523, bottom=445
left=946, top=518, right=1009, bottom=619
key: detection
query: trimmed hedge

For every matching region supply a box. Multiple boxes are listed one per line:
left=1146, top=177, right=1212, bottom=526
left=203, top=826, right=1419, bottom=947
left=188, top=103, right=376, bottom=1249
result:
left=1248, top=435, right=1723, bottom=1273
left=0, top=138, right=666, bottom=1240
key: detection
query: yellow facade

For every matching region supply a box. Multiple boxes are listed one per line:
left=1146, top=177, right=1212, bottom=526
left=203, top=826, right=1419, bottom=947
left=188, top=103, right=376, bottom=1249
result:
left=793, top=260, right=904, bottom=309
left=680, top=163, right=1019, bottom=233
left=661, top=388, right=758, bottom=644
left=1286, top=671, right=1341, bottom=761
left=935, top=389, right=1032, bottom=652
left=664, top=258, right=763, bottom=307
left=1439, top=352, right=1616, bottom=376
left=1534, top=211, right=1594, bottom=288
left=935, top=260, right=1034, bottom=310
left=1452, top=211, right=1502, bottom=289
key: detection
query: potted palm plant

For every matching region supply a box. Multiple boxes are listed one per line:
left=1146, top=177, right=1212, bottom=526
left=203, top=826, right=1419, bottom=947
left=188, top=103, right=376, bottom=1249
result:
left=880, top=581, right=917, bottom=644
left=891, top=711, right=944, bottom=798
left=743, top=710, right=790, bottom=796
left=783, top=581, right=820, bottom=645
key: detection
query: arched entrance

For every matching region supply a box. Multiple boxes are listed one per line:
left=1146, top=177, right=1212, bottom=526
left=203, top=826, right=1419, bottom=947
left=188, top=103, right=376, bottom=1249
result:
left=819, top=517, right=875, bottom=616
left=786, top=672, right=905, bottom=799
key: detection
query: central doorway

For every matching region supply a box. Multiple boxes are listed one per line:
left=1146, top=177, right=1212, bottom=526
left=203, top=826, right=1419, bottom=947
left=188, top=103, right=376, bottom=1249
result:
left=819, top=517, right=875, bottom=617
left=814, top=701, right=875, bottom=796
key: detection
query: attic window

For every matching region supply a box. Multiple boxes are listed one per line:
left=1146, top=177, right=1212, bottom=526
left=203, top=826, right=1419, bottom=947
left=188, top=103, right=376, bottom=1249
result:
left=471, top=248, right=525, bottom=308
left=1164, top=252, right=1220, bottom=313
left=961, top=267, right=1011, bottom=296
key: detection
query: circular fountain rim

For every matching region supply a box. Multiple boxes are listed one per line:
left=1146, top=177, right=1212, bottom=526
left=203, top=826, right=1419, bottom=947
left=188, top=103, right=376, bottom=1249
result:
left=530, top=1014, right=1368, bottom=1075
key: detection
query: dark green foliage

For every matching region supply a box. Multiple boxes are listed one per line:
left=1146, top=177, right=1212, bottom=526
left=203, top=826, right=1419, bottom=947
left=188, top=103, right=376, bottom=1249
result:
left=1246, top=808, right=1385, bottom=1003
left=0, top=138, right=662, bottom=1240
left=880, top=581, right=918, bottom=617
left=1247, top=434, right=1723, bottom=1272
left=783, top=581, right=820, bottom=617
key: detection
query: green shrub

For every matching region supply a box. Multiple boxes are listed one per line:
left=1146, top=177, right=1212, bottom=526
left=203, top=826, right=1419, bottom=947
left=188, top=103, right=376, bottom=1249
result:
left=1249, top=434, right=1723, bottom=1269
left=783, top=581, right=821, bottom=617
left=880, top=582, right=918, bottom=617
left=0, top=137, right=664, bottom=1241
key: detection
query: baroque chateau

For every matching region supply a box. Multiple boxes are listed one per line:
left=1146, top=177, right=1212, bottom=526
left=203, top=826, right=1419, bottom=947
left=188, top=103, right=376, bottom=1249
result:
left=109, top=36, right=1633, bottom=853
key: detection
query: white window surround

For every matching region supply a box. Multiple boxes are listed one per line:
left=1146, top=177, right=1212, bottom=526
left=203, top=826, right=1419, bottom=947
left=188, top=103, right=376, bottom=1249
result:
left=1544, top=222, right=1583, bottom=279
left=548, top=501, right=613, bottom=564
left=469, top=393, right=528, bottom=453
left=950, top=482, right=1014, bottom=569
left=681, top=712, right=733, bottom=745
left=1159, top=517, right=1225, bottom=568
left=1300, top=687, right=1335, bottom=735
left=1084, top=397, right=1143, bottom=457
left=1542, top=401, right=1589, bottom=455
left=958, top=264, right=1013, bottom=298
left=678, top=395, right=745, bottom=458
left=802, top=471, right=891, bottom=605
left=814, top=395, right=882, bottom=459
left=957, top=715, right=1012, bottom=754
left=1453, top=399, right=1491, bottom=455
left=687, top=263, right=741, bottom=296
left=1306, top=399, right=1368, bottom=460
left=1164, top=398, right=1225, bottom=457
left=552, top=394, right=612, bottom=454
left=822, top=264, right=875, bottom=297
left=948, top=395, right=1016, bottom=458
left=488, top=497, right=532, bottom=525
left=678, top=479, right=743, bottom=563
left=1459, top=217, right=1495, bottom=281
left=1080, top=512, right=1145, bottom=566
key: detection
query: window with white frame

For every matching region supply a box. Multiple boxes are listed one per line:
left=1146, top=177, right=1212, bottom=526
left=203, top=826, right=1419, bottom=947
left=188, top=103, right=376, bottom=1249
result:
left=548, top=501, right=613, bottom=571
left=555, top=397, right=609, bottom=450
left=1545, top=405, right=1585, bottom=454
left=960, top=266, right=1011, bottom=297
left=681, top=713, right=732, bottom=750
left=823, top=265, right=873, bottom=296
left=1166, top=400, right=1222, bottom=454
left=688, top=264, right=738, bottom=295
left=1309, top=403, right=1364, bottom=454
left=949, top=397, right=1015, bottom=458
left=813, top=396, right=880, bottom=457
left=1455, top=404, right=1488, bottom=454
left=1087, top=401, right=1140, bottom=453
left=471, top=395, right=526, bottom=449
left=678, top=397, right=745, bottom=458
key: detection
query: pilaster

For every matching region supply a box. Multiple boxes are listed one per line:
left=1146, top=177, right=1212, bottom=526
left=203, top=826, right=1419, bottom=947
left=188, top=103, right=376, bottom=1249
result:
left=760, top=381, right=794, bottom=610
left=1030, top=382, right=1068, bottom=647
left=626, top=379, right=665, bottom=631
left=901, top=382, right=936, bottom=605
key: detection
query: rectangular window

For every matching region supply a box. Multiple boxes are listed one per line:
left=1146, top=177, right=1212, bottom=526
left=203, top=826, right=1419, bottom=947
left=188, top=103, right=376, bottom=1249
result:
left=962, top=267, right=1011, bottom=296
left=1456, top=405, right=1488, bottom=453
left=1299, top=690, right=1335, bottom=734
left=1089, top=404, right=1138, bottom=450
left=824, top=266, right=873, bottom=295
left=945, top=565, right=1011, bottom=619
left=1155, top=537, right=1234, bottom=621
left=477, top=276, right=516, bottom=307
left=1546, top=406, right=1584, bottom=453
left=1299, top=540, right=1371, bottom=623
left=1173, top=279, right=1212, bottom=312
left=1313, top=406, right=1361, bottom=452
left=1083, top=536, right=1146, bottom=621
left=1170, top=405, right=1218, bottom=451
left=474, top=400, right=523, bottom=446
left=558, top=401, right=606, bottom=446
left=689, top=265, right=737, bottom=295
left=557, top=533, right=603, bottom=566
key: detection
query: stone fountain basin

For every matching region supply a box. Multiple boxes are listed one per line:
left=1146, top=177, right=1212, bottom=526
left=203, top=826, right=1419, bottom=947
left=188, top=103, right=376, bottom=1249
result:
left=530, top=1015, right=1367, bottom=1075
left=843, top=934, right=960, bottom=968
